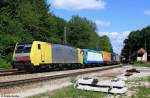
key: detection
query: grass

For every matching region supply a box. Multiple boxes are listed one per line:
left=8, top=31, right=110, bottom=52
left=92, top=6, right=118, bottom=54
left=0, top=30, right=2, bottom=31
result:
left=128, top=76, right=150, bottom=98
left=131, top=86, right=150, bottom=98
left=134, top=62, right=150, bottom=67
left=30, top=86, right=106, bottom=98
left=147, top=76, right=150, bottom=81
left=0, top=57, right=11, bottom=69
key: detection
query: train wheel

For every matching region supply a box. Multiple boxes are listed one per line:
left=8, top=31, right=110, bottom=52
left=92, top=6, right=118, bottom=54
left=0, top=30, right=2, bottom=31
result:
left=26, top=65, right=34, bottom=73
left=81, top=64, right=84, bottom=69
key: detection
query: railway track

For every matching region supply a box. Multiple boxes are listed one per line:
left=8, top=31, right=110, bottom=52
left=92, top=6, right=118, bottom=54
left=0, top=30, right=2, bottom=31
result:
left=0, top=65, right=121, bottom=87
left=0, top=69, right=26, bottom=77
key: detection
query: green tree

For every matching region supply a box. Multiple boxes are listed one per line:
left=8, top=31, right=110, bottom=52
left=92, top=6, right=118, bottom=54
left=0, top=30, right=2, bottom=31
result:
left=121, top=26, right=150, bottom=62
left=0, top=0, right=67, bottom=68
left=68, top=16, right=112, bottom=51
left=99, top=35, right=113, bottom=52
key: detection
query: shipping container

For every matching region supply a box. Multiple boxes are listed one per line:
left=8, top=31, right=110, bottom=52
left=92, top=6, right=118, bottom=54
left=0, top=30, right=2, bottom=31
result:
left=82, top=49, right=103, bottom=64
left=116, top=54, right=120, bottom=62
left=111, top=53, right=120, bottom=64
left=102, top=51, right=111, bottom=64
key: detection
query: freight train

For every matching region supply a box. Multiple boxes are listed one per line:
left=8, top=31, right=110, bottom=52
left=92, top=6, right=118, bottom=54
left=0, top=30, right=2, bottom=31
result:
left=12, top=41, right=120, bottom=72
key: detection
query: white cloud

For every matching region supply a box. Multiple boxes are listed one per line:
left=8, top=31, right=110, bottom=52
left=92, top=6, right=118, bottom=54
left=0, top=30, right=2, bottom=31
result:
left=144, top=10, right=150, bottom=16
left=50, top=0, right=106, bottom=10
left=95, top=20, right=111, bottom=27
left=98, top=31, right=130, bottom=54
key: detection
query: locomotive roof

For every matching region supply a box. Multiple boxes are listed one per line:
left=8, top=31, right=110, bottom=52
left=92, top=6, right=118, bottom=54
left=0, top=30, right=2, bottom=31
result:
left=17, top=42, right=32, bottom=45
left=17, top=41, right=77, bottom=48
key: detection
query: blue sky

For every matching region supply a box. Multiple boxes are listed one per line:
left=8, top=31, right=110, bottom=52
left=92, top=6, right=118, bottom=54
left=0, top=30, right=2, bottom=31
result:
left=47, top=0, right=150, bottom=54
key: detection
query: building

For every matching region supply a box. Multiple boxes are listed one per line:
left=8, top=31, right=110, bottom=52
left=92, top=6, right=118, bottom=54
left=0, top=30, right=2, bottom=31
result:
left=137, top=48, right=147, bottom=62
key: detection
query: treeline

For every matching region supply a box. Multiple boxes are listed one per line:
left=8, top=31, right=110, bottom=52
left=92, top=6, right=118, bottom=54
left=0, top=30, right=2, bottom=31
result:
left=0, top=0, right=112, bottom=68
left=121, top=26, right=150, bottom=62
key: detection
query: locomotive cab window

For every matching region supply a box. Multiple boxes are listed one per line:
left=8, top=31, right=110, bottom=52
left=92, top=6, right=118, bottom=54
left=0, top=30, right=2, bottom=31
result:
left=38, top=44, right=41, bottom=49
left=16, top=44, right=31, bottom=53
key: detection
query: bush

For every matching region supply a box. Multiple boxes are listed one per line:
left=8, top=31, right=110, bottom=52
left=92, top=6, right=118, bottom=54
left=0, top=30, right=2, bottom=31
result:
left=0, top=57, right=10, bottom=69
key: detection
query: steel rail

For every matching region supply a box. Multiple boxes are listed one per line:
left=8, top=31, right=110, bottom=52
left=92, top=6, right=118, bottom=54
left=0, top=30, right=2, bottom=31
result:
left=0, top=70, right=25, bottom=77
left=0, top=69, right=18, bottom=73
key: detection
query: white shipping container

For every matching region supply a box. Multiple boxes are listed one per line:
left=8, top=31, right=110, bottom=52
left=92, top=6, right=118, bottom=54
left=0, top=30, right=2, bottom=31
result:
left=87, top=51, right=103, bottom=62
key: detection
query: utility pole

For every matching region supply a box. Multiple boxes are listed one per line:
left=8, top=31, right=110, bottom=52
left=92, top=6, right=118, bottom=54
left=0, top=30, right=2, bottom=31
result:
left=64, top=26, right=67, bottom=44
left=144, top=29, right=147, bottom=51
left=129, top=48, right=131, bottom=63
left=144, top=29, right=147, bottom=62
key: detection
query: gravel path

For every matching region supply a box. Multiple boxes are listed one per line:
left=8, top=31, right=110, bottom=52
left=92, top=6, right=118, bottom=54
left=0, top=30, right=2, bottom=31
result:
left=16, top=78, right=72, bottom=98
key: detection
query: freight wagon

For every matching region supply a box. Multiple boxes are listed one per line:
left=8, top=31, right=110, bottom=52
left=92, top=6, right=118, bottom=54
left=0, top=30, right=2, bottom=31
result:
left=12, top=41, right=83, bottom=71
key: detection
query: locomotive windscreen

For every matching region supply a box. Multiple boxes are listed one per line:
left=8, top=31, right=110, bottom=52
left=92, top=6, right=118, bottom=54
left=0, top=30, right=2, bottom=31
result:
left=15, top=44, right=32, bottom=53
